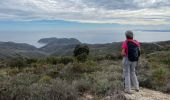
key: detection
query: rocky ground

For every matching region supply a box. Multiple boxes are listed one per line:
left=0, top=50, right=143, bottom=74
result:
left=124, top=88, right=170, bottom=100
left=81, top=88, right=170, bottom=100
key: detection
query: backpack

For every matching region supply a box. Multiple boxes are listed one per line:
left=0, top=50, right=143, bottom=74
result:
left=127, top=40, right=140, bottom=62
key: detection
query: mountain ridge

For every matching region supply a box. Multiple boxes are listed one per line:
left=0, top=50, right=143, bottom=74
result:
left=0, top=38, right=170, bottom=58
left=38, top=37, right=81, bottom=45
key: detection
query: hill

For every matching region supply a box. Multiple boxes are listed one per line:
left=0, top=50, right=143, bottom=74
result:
left=0, top=41, right=36, bottom=50
left=0, top=38, right=170, bottom=58
left=39, top=38, right=170, bottom=57
left=0, top=41, right=47, bottom=58
left=38, top=37, right=81, bottom=55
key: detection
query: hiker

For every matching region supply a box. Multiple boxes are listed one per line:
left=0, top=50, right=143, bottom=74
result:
left=121, top=30, right=140, bottom=94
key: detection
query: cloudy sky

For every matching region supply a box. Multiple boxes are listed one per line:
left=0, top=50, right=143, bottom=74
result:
left=0, top=0, right=170, bottom=24
left=0, top=0, right=170, bottom=46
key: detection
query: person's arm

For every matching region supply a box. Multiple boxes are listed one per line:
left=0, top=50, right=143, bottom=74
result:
left=138, top=47, right=141, bottom=57
left=121, top=48, right=126, bottom=56
left=138, top=42, right=141, bottom=57
left=121, top=41, right=126, bottom=57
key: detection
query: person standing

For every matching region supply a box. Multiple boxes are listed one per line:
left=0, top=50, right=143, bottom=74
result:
left=121, top=30, right=140, bottom=94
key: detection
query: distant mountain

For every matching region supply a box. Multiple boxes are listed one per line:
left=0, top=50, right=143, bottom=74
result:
left=0, top=38, right=170, bottom=59
left=38, top=37, right=81, bottom=45
left=39, top=37, right=81, bottom=54
left=38, top=38, right=124, bottom=56
left=0, top=42, right=47, bottom=58
left=39, top=37, right=170, bottom=56
left=0, top=38, right=82, bottom=58
left=38, top=38, right=122, bottom=56
left=0, top=42, right=37, bottom=50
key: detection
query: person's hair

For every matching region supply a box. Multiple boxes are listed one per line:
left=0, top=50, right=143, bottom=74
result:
left=125, top=30, right=133, bottom=39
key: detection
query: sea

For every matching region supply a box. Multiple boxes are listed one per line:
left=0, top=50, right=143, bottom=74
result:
left=0, top=30, right=169, bottom=48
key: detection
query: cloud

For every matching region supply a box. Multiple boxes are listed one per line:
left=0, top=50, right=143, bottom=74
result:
left=0, top=0, right=170, bottom=25
left=83, top=0, right=170, bottom=10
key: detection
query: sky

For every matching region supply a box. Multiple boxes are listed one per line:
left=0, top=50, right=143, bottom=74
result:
left=0, top=0, right=170, bottom=46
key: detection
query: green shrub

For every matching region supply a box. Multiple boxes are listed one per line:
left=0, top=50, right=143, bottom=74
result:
left=73, top=45, right=89, bottom=62
left=6, top=57, right=38, bottom=68
left=140, top=52, right=170, bottom=93
left=60, top=57, right=74, bottom=65
left=57, top=64, right=65, bottom=71
left=10, top=73, right=39, bottom=86
left=74, top=79, right=91, bottom=94
left=139, top=74, right=152, bottom=88
left=92, top=77, right=122, bottom=95
left=46, top=57, right=60, bottom=65
left=22, top=67, right=35, bottom=73
left=0, top=84, right=31, bottom=100
left=72, top=61, right=97, bottom=73
left=26, top=58, right=38, bottom=64
left=30, top=79, right=78, bottom=100
left=94, top=55, right=105, bottom=61
left=93, top=79, right=111, bottom=95
left=105, top=54, right=122, bottom=60
left=6, top=57, right=26, bottom=68
left=46, top=56, right=74, bottom=65
left=76, top=53, right=88, bottom=62
left=58, top=61, right=97, bottom=80
left=46, top=65, right=64, bottom=78
left=74, top=45, right=89, bottom=57
left=151, top=68, right=167, bottom=90
left=0, top=73, right=39, bottom=100
left=0, top=74, right=78, bottom=100
left=7, top=67, right=20, bottom=76
left=39, top=75, right=52, bottom=83
left=109, top=80, right=124, bottom=94
left=107, top=72, right=122, bottom=82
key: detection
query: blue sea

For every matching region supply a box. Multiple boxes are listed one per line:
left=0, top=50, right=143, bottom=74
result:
left=0, top=30, right=170, bottom=48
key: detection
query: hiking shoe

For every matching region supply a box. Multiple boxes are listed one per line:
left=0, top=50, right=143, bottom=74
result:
left=135, top=89, right=139, bottom=92
left=124, top=89, right=133, bottom=94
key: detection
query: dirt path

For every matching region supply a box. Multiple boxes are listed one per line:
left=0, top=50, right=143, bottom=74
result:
left=80, top=88, right=170, bottom=100
left=124, top=88, right=170, bottom=100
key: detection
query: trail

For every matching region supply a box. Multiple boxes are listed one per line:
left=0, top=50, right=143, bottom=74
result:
left=124, top=88, right=170, bottom=100
left=81, top=88, right=170, bottom=100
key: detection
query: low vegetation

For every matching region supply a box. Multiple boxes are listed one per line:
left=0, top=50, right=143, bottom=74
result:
left=0, top=42, right=170, bottom=100
left=138, top=51, right=170, bottom=93
left=0, top=56, right=125, bottom=100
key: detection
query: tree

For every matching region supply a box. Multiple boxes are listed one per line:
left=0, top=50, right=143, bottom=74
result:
left=73, top=45, right=89, bottom=62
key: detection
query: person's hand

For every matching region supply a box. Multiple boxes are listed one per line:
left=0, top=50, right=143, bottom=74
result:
left=121, top=49, right=125, bottom=56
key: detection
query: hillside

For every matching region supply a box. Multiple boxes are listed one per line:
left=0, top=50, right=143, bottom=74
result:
left=0, top=38, right=170, bottom=58
left=0, top=41, right=36, bottom=50
left=0, top=41, right=47, bottom=58
left=39, top=38, right=170, bottom=56
left=0, top=38, right=170, bottom=59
